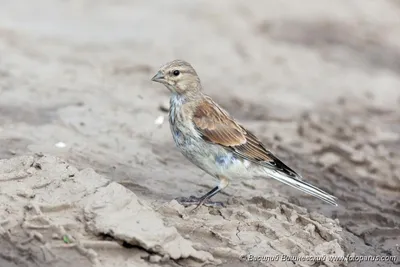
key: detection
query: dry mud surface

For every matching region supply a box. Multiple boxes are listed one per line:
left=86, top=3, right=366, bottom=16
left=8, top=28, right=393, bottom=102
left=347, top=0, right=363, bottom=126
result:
left=0, top=1, right=400, bottom=267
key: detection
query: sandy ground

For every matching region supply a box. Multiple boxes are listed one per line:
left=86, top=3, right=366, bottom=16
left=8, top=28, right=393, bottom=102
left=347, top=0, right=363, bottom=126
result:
left=0, top=0, right=400, bottom=266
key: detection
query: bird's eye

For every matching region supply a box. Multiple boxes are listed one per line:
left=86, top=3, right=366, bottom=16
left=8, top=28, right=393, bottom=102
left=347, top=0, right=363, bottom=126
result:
left=173, top=70, right=180, bottom=76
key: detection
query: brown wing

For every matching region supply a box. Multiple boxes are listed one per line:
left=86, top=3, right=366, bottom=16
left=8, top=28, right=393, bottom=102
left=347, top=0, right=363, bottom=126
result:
left=193, top=97, right=299, bottom=177
left=192, top=98, right=246, bottom=147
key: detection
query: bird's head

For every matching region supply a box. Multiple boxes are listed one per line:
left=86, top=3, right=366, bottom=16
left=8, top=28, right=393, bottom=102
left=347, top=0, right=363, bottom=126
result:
left=151, top=60, right=202, bottom=95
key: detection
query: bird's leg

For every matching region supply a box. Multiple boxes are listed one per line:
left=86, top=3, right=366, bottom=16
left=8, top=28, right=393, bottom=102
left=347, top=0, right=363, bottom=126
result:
left=176, top=176, right=229, bottom=208
left=175, top=187, right=222, bottom=207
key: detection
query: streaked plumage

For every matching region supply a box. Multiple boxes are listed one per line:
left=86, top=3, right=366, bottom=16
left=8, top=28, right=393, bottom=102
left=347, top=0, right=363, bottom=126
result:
left=151, top=60, right=338, bottom=207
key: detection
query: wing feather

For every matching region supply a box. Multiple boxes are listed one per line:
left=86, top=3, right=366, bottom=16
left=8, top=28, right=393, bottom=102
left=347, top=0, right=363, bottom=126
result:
left=193, top=97, right=298, bottom=176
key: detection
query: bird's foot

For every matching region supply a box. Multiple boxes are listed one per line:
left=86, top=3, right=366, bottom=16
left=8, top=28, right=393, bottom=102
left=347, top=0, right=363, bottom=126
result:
left=175, top=195, right=224, bottom=208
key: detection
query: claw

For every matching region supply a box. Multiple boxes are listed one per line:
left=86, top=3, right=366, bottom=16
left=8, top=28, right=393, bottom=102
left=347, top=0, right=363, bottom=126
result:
left=175, top=196, right=224, bottom=208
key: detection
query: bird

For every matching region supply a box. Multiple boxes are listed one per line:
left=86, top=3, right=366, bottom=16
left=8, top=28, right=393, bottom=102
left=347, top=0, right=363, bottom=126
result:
left=151, top=60, right=338, bottom=208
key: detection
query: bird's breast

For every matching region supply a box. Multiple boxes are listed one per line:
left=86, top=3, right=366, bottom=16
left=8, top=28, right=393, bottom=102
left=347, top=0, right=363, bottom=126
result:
left=169, top=93, right=185, bottom=125
left=169, top=101, right=193, bottom=147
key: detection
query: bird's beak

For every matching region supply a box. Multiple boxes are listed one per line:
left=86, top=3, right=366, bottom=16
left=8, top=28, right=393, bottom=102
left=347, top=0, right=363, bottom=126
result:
left=151, top=71, right=165, bottom=83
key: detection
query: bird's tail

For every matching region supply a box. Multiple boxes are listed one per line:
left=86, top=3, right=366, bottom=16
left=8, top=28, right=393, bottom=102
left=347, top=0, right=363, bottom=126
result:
left=264, top=169, right=338, bottom=206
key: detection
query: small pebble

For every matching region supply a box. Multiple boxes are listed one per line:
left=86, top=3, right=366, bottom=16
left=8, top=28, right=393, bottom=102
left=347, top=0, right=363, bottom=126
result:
left=158, top=99, right=169, bottom=112
left=149, top=254, right=162, bottom=263
left=52, top=233, right=60, bottom=239
left=55, top=142, right=66, bottom=148
left=154, top=115, right=164, bottom=126
left=159, top=100, right=169, bottom=112
left=350, top=152, right=365, bottom=163
left=16, top=188, right=36, bottom=199
left=318, top=153, right=341, bottom=167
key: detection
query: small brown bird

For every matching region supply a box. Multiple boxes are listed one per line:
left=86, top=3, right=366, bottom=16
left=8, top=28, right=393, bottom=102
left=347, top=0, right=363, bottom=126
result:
left=151, top=60, right=338, bottom=208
